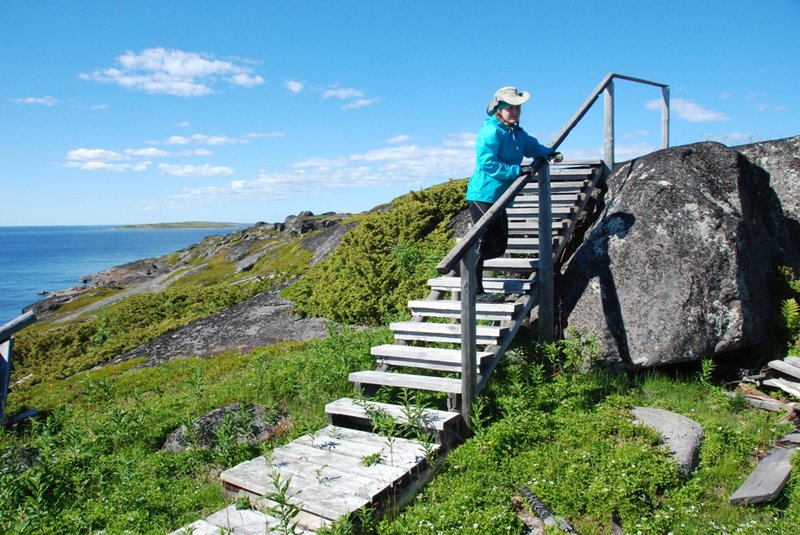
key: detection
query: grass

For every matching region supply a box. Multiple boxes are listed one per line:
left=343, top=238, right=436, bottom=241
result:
left=1, top=324, right=387, bottom=534
left=4, top=325, right=800, bottom=534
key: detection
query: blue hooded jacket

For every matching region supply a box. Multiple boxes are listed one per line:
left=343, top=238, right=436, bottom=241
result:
left=466, top=115, right=554, bottom=204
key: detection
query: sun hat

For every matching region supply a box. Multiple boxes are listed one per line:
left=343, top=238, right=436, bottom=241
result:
left=486, top=86, right=530, bottom=115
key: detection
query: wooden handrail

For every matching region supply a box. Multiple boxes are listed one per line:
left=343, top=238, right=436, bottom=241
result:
left=435, top=72, right=669, bottom=275
left=0, top=311, right=36, bottom=343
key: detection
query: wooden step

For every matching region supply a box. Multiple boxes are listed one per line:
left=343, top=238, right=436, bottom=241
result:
left=389, top=321, right=507, bottom=345
left=349, top=370, right=463, bottom=394
left=222, top=455, right=371, bottom=521
left=326, top=397, right=462, bottom=447
left=483, top=257, right=538, bottom=273
left=407, top=299, right=521, bottom=321
left=370, top=344, right=493, bottom=372
left=523, top=181, right=587, bottom=193
left=169, top=505, right=320, bottom=534
left=507, top=205, right=572, bottom=218
left=510, top=193, right=580, bottom=205
left=427, top=276, right=533, bottom=294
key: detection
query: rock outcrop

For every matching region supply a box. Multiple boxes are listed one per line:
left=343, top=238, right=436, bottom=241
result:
left=106, top=285, right=329, bottom=368
left=558, top=139, right=800, bottom=369
left=162, top=402, right=291, bottom=453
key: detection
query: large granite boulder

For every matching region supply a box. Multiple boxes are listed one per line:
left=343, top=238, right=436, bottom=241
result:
left=738, top=136, right=800, bottom=222
left=558, top=140, right=800, bottom=369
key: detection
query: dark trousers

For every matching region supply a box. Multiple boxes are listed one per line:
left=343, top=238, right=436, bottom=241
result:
left=468, top=201, right=508, bottom=293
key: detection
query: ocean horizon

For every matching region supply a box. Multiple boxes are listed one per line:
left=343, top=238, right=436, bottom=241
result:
left=0, top=224, right=245, bottom=325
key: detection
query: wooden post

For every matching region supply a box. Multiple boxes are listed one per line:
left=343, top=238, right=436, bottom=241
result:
left=0, top=338, right=12, bottom=425
left=604, top=80, right=615, bottom=175
left=537, top=163, right=554, bottom=343
left=459, top=244, right=477, bottom=428
left=661, top=85, right=670, bottom=149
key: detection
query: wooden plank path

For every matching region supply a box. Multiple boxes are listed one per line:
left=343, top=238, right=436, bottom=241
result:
left=169, top=161, right=605, bottom=534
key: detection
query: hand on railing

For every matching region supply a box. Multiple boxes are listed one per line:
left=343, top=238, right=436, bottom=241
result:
left=549, top=152, right=564, bottom=164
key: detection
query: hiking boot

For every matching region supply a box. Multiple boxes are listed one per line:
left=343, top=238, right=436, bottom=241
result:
left=475, top=292, right=504, bottom=303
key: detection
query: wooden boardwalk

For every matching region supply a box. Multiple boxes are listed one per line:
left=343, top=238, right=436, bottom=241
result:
left=169, top=161, right=604, bottom=534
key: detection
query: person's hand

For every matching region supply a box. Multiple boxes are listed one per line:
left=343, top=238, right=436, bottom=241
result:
left=520, top=165, right=534, bottom=175
left=549, top=152, right=564, bottom=164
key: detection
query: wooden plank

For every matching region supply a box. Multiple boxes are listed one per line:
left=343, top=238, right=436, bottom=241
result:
left=371, top=344, right=492, bottom=370
left=0, top=311, right=36, bottom=342
left=390, top=321, right=506, bottom=345
left=769, top=359, right=800, bottom=380
left=407, top=299, right=519, bottom=321
left=298, top=426, right=432, bottom=466
left=729, top=445, right=797, bottom=505
left=427, top=276, right=532, bottom=293
left=202, top=505, right=317, bottom=534
left=483, top=257, right=538, bottom=272
left=0, top=339, right=11, bottom=425
left=221, top=455, right=370, bottom=520
left=326, top=397, right=460, bottom=434
left=269, top=441, right=409, bottom=482
left=763, top=378, right=800, bottom=399
left=349, top=370, right=462, bottom=394
left=785, top=355, right=800, bottom=368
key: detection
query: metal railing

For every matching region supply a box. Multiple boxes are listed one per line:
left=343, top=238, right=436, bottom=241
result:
left=434, top=73, right=669, bottom=424
left=1, top=311, right=37, bottom=424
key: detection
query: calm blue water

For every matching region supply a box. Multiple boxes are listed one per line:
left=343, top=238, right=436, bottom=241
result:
left=0, top=225, right=243, bottom=325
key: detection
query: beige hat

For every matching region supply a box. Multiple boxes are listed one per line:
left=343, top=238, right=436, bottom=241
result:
left=486, top=86, right=530, bottom=115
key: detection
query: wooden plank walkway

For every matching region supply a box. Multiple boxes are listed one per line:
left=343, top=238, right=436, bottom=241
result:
left=169, top=161, right=604, bottom=534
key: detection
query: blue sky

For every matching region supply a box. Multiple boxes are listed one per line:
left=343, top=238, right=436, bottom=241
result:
left=2, top=0, right=798, bottom=226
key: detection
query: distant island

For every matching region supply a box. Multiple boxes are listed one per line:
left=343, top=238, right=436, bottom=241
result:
left=114, top=222, right=246, bottom=230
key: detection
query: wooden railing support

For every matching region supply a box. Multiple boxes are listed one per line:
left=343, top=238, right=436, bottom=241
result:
left=537, top=162, right=554, bottom=343
left=0, top=311, right=37, bottom=425
left=459, top=245, right=477, bottom=428
left=604, top=81, right=615, bottom=175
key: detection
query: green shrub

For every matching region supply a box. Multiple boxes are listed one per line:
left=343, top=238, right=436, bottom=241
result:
left=284, top=179, right=467, bottom=325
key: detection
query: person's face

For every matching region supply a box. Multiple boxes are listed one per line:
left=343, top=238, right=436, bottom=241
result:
left=499, top=104, right=521, bottom=124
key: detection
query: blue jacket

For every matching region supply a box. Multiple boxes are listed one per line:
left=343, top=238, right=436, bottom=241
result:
left=466, top=115, right=554, bottom=204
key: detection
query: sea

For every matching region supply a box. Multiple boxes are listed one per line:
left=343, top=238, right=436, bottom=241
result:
left=0, top=225, right=244, bottom=326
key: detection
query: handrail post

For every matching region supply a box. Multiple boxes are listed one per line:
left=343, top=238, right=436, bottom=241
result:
left=537, top=162, right=554, bottom=343
left=0, top=311, right=36, bottom=425
left=0, top=338, right=13, bottom=425
left=661, top=85, right=670, bottom=149
left=604, top=79, right=615, bottom=175
left=460, top=244, right=477, bottom=427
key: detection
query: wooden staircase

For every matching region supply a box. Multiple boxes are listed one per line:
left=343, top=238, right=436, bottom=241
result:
left=169, top=161, right=604, bottom=534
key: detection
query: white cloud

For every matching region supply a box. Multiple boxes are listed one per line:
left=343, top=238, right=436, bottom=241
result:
left=173, top=121, right=192, bottom=128
left=158, top=163, right=234, bottom=177
left=80, top=47, right=264, bottom=97
left=343, top=98, right=379, bottom=110
left=63, top=160, right=150, bottom=172
left=125, top=147, right=171, bottom=158
left=646, top=98, right=729, bottom=122
left=322, top=87, right=364, bottom=100
left=164, top=132, right=282, bottom=145
left=13, top=96, right=58, bottom=106
left=387, top=135, right=411, bottom=144
left=170, top=133, right=476, bottom=206
left=285, top=80, right=304, bottom=95
left=66, top=148, right=125, bottom=161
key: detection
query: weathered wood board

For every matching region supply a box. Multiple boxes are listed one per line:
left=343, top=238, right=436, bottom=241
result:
left=729, top=445, right=797, bottom=505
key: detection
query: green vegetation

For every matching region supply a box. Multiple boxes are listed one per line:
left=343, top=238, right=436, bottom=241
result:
left=780, top=266, right=800, bottom=353
left=4, top=328, right=799, bottom=534
left=3, top=182, right=800, bottom=533
left=284, top=179, right=468, bottom=325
